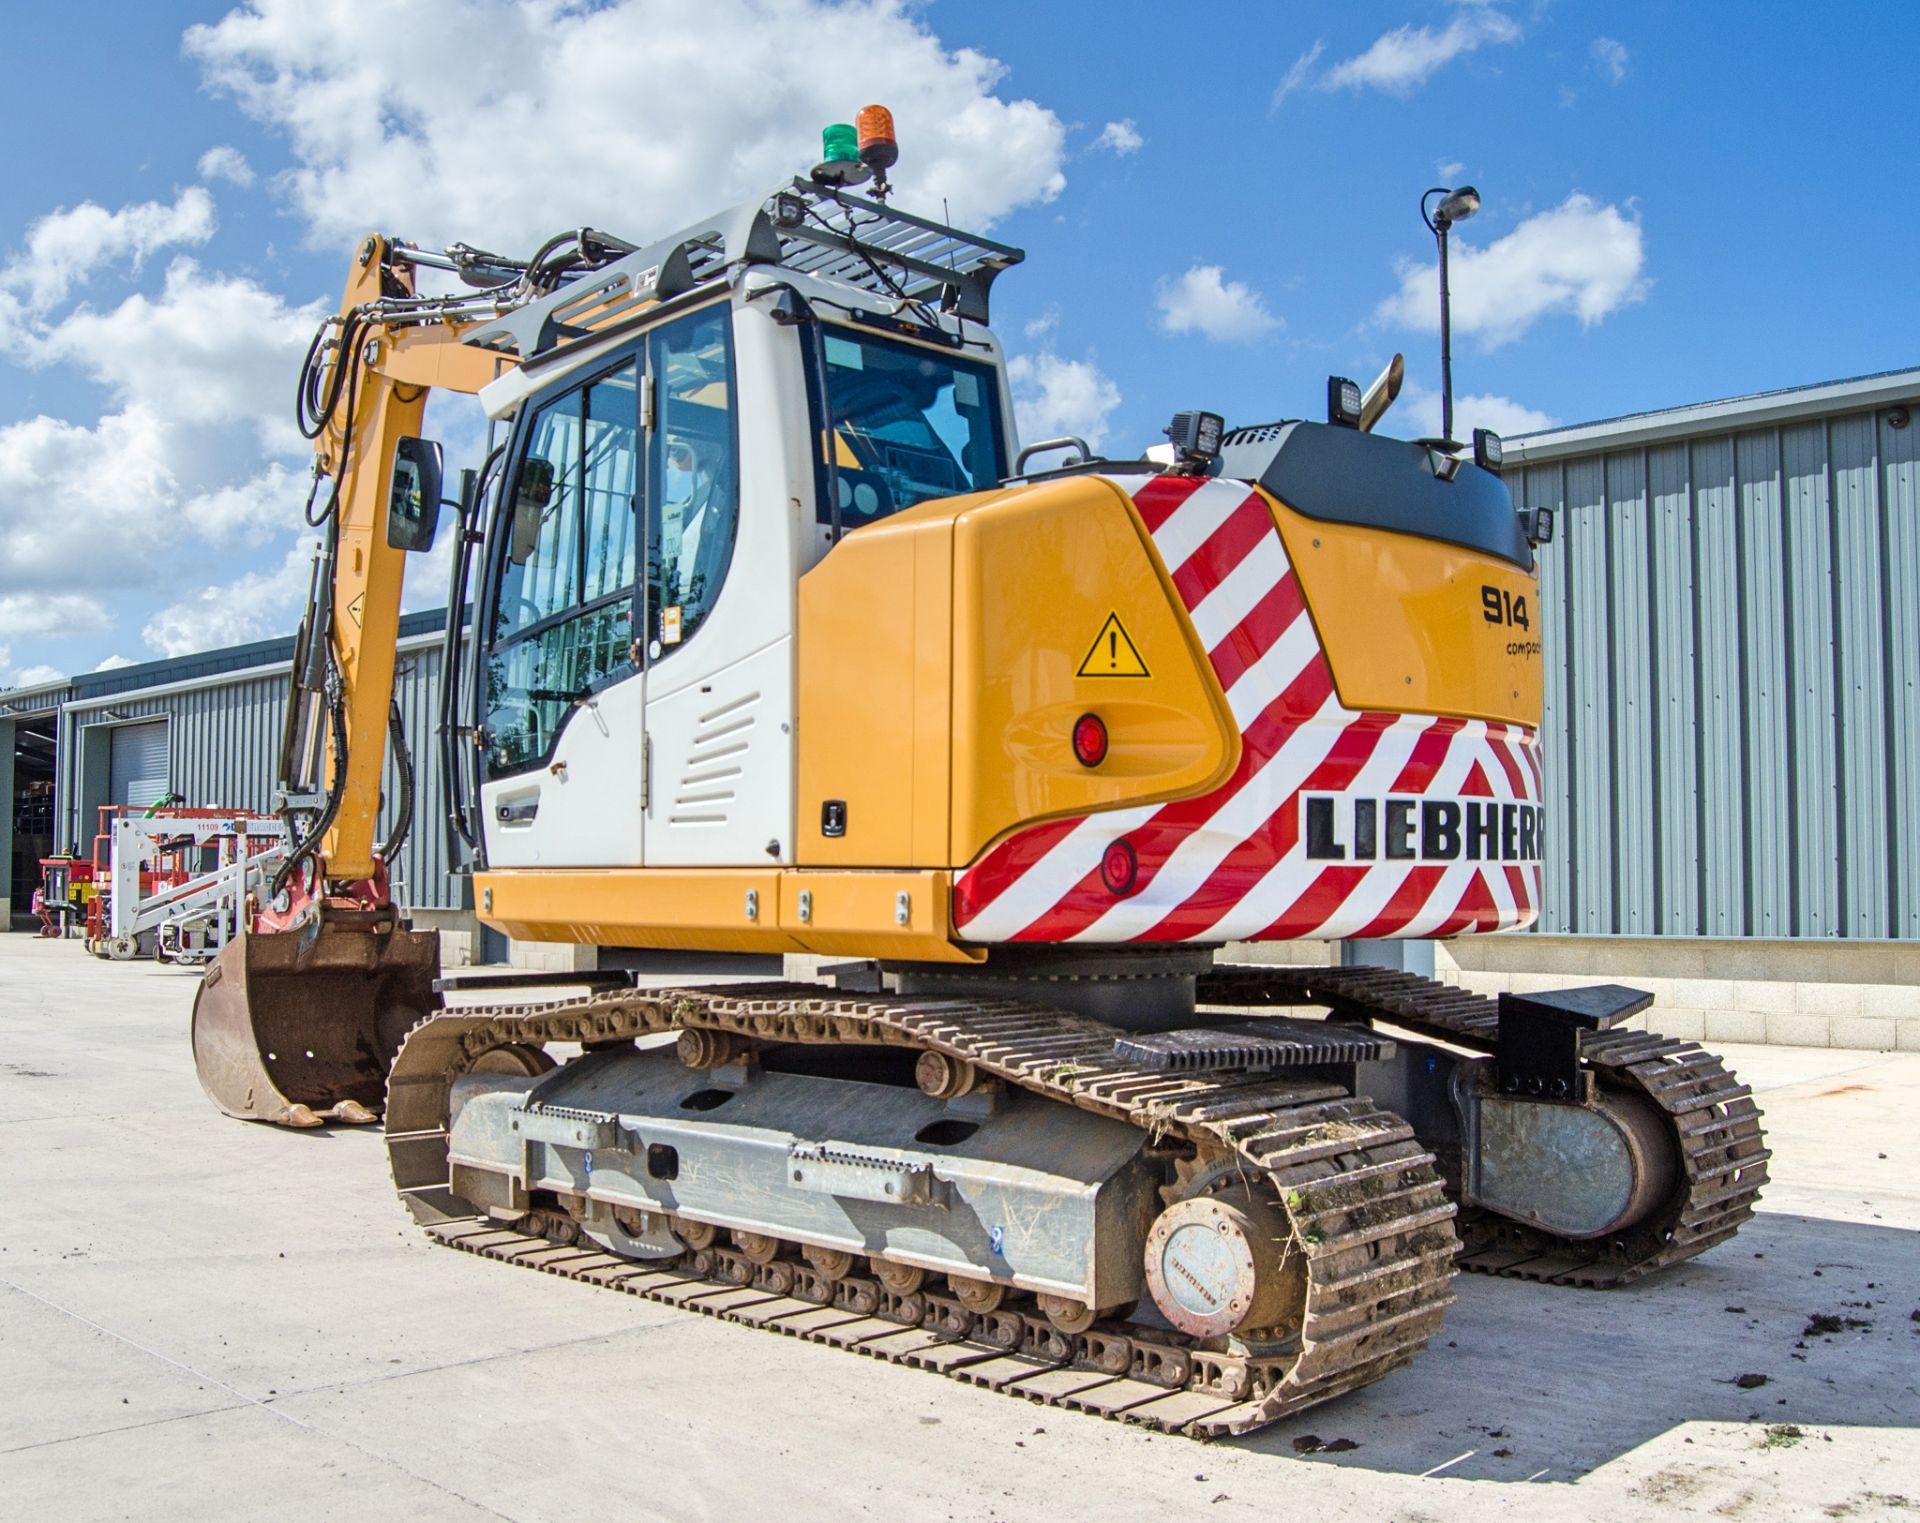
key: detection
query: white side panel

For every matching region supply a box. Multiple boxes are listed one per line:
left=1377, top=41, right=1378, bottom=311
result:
left=645, top=637, right=792, bottom=864
left=480, top=670, right=646, bottom=867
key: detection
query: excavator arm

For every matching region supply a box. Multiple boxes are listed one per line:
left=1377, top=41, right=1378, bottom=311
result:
left=280, top=235, right=507, bottom=888
left=192, top=233, right=513, bottom=1127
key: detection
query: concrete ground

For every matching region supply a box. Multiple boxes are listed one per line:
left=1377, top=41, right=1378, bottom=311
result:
left=0, top=933, right=1914, bottom=1523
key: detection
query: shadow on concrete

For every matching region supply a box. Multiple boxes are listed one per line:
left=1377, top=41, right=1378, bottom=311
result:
left=1225, top=1210, right=1918, bottom=1482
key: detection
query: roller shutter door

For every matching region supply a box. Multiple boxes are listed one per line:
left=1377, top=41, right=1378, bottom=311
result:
left=109, top=721, right=169, bottom=808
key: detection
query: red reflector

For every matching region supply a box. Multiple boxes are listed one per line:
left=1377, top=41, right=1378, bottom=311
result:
left=1101, top=839, right=1138, bottom=896
left=1072, top=712, right=1108, bottom=768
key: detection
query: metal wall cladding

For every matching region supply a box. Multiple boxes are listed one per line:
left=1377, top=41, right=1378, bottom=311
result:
left=59, top=642, right=466, bottom=913
left=1514, top=404, right=1920, bottom=938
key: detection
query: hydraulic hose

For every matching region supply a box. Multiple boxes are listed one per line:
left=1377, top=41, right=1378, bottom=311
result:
left=380, top=698, right=415, bottom=867
left=270, top=670, right=349, bottom=904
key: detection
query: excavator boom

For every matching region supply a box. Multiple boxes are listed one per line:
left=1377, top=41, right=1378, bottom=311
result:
left=192, top=236, right=511, bottom=1126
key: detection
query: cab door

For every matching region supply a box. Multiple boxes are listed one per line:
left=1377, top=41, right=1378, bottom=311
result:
left=477, top=352, right=646, bottom=867
left=637, top=302, right=794, bottom=866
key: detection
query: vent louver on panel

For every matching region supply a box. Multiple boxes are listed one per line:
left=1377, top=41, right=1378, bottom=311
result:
left=668, top=690, right=758, bottom=827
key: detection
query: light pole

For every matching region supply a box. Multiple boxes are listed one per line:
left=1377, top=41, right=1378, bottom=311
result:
left=1421, top=184, right=1480, bottom=445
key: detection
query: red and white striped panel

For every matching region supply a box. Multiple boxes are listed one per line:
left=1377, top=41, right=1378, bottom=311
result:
left=952, top=474, right=1543, bottom=945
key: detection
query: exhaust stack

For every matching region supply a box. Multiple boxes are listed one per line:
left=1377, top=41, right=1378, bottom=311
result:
left=1359, top=353, right=1405, bottom=433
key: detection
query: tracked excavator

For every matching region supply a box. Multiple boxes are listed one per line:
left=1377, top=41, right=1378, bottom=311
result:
left=190, top=113, right=1769, bottom=1436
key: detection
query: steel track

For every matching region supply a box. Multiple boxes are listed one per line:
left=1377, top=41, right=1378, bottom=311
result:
left=1195, top=964, right=1772, bottom=1286
left=386, top=985, right=1459, bottom=1438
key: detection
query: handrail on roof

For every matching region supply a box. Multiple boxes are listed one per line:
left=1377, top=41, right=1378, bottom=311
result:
left=462, top=178, right=1024, bottom=363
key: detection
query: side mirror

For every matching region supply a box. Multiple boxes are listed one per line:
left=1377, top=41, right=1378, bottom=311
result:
left=386, top=436, right=446, bottom=552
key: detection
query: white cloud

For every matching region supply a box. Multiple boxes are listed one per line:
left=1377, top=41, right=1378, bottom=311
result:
left=0, top=644, right=68, bottom=688
left=1, top=187, right=215, bottom=314
left=1436, top=158, right=1466, bottom=181
left=93, top=654, right=136, bottom=671
left=1591, top=37, right=1629, bottom=84
left=1398, top=379, right=1557, bottom=441
left=1271, top=41, right=1326, bottom=110
left=180, top=463, right=313, bottom=546
left=187, top=0, right=1069, bottom=250
left=1375, top=193, right=1648, bottom=348
left=0, top=592, right=111, bottom=638
left=143, top=537, right=319, bottom=657
left=1092, top=119, right=1143, bottom=155
left=1323, top=7, right=1521, bottom=96
left=0, top=407, right=177, bottom=590
left=1155, top=263, right=1280, bottom=343
left=0, top=262, right=324, bottom=603
left=1023, top=306, right=1059, bottom=341
left=26, top=259, right=323, bottom=457
left=1007, top=351, right=1122, bottom=452
left=197, top=145, right=256, bottom=186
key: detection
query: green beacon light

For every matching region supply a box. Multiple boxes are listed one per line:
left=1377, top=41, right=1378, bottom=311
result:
left=812, top=122, right=872, bottom=187
left=822, top=122, right=859, bottom=163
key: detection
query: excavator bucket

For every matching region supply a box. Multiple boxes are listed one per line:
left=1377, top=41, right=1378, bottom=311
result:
left=191, top=922, right=439, bottom=1127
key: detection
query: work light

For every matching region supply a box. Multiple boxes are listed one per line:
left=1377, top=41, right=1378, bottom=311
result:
left=1473, top=428, right=1504, bottom=473
left=1328, top=375, right=1363, bottom=428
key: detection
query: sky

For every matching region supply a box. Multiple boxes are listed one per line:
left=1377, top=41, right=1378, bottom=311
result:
left=2, top=0, right=1915, bottom=688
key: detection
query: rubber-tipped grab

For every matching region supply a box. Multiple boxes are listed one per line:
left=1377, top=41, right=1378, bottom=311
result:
left=191, top=923, right=439, bottom=1126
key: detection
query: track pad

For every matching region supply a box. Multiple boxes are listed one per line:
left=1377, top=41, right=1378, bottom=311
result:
left=1113, top=1019, right=1392, bottom=1073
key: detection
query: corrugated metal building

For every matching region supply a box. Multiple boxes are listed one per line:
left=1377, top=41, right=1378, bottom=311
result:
left=43, top=609, right=465, bottom=920
left=1, top=673, right=67, bottom=925
left=1505, top=367, right=1920, bottom=944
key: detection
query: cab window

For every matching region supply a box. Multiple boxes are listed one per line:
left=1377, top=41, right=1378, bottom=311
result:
left=645, top=305, right=738, bottom=657
left=813, top=329, right=1005, bottom=529
left=483, top=358, right=639, bottom=775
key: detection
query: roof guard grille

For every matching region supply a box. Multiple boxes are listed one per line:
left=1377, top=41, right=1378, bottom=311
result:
left=465, top=179, right=1023, bottom=364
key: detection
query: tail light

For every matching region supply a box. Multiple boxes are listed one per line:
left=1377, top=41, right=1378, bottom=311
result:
left=1101, top=839, right=1139, bottom=896
left=1072, top=713, right=1108, bottom=768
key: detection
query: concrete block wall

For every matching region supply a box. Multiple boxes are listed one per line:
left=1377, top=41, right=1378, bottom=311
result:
left=508, top=939, right=599, bottom=973
left=1433, top=937, right=1920, bottom=1051
left=408, top=908, right=478, bottom=968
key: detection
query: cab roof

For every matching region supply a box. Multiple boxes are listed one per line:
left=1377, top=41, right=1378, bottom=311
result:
left=463, top=178, right=1023, bottom=366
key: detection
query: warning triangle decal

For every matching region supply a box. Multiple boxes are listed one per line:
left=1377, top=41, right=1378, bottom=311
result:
left=1077, top=612, right=1150, bottom=678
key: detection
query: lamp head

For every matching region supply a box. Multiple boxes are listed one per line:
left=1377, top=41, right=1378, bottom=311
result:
left=1433, top=185, right=1480, bottom=230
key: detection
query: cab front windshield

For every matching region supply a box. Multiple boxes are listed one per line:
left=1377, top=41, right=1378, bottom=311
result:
left=816, top=328, right=1005, bottom=528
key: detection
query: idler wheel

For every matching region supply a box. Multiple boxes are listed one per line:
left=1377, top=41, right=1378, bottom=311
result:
left=1143, top=1189, right=1304, bottom=1340
left=469, top=1044, right=555, bottom=1078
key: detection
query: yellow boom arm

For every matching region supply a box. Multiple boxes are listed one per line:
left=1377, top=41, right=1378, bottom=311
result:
left=309, top=235, right=509, bottom=881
